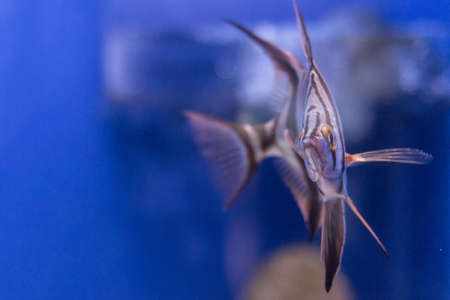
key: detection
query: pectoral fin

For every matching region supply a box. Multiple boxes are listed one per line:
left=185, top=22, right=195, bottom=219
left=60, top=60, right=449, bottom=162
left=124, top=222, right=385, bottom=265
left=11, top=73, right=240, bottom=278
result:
left=346, top=148, right=433, bottom=167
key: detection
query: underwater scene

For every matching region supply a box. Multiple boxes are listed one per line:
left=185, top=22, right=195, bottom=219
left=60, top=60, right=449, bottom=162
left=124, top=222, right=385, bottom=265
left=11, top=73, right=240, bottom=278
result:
left=0, top=1, right=448, bottom=299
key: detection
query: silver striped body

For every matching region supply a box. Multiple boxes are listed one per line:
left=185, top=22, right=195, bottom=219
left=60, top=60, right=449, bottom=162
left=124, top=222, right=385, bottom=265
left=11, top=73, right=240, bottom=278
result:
left=299, top=65, right=346, bottom=197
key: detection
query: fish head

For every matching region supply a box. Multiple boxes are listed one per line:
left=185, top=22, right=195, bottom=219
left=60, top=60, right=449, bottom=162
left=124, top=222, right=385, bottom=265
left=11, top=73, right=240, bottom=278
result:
left=298, top=123, right=340, bottom=184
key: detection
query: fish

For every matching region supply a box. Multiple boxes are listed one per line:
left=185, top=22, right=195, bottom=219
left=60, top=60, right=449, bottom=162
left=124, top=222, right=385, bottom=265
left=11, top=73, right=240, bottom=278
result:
left=185, top=18, right=324, bottom=238
left=185, top=0, right=433, bottom=292
left=288, top=0, right=432, bottom=292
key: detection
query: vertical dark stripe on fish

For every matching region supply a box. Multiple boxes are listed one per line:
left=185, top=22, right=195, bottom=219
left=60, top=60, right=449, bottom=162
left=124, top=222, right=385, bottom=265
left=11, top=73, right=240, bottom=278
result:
left=338, top=177, right=344, bottom=193
left=314, top=68, right=344, bottom=143
left=312, top=112, right=321, bottom=134
left=255, top=123, right=275, bottom=151
left=304, top=114, right=310, bottom=136
left=332, top=150, right=336, bottom=169
left=305, top=72, right=314, bottom=99
left=235, top=125, right=257, bottom=168
left=312, top=66, right=346, bottom=175
left=307, top=105, right=316, bottom=113
left=310, top=73, right=331, bottom=125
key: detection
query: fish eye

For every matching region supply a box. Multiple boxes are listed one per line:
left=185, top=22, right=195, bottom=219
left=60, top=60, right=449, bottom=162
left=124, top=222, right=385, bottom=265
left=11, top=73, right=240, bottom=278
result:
left=320, top=125, right=336, bottom=151
left=328, top=132, right=336, bottom=150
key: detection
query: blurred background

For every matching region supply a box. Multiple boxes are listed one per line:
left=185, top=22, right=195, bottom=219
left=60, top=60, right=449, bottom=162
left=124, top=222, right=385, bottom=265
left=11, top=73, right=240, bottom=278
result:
left=0, top=0, right=449, bottom=299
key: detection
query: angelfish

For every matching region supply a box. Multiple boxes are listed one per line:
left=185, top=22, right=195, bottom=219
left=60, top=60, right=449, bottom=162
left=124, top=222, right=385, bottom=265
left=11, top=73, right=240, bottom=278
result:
left=185, top=18, right=324, bottom=240
left=185, top=1, right=432, bottom=292
left=288, top=0, right=432, bottom=292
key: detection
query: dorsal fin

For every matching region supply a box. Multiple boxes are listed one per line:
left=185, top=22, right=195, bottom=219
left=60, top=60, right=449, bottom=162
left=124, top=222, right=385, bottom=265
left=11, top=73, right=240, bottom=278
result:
left=293, top=0, right=313, bottom=63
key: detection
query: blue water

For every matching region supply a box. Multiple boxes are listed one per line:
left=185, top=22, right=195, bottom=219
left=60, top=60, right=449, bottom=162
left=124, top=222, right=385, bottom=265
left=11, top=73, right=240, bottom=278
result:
left=0, top=1, right=448, bottom=299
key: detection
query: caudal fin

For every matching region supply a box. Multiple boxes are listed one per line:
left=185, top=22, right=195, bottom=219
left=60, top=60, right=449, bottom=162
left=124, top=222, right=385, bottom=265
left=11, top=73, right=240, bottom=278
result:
left=185, top=111, right=272, bottom=210
left=321, top=198, right=345, bottom=292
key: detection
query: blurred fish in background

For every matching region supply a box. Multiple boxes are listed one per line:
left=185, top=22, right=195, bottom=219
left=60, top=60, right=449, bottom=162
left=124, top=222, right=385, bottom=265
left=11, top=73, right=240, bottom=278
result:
left=0, top=0, right=448, bottom=299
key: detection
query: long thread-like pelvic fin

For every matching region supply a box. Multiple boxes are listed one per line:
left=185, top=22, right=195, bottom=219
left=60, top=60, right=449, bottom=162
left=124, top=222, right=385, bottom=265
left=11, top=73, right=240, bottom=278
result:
left=226, top=20, right=304, bottom=86
left=344, top=197, right=389, bottom=258
left=346, top=148, right=433, bottom=167
left=293, top=0, right=313, bottom=63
